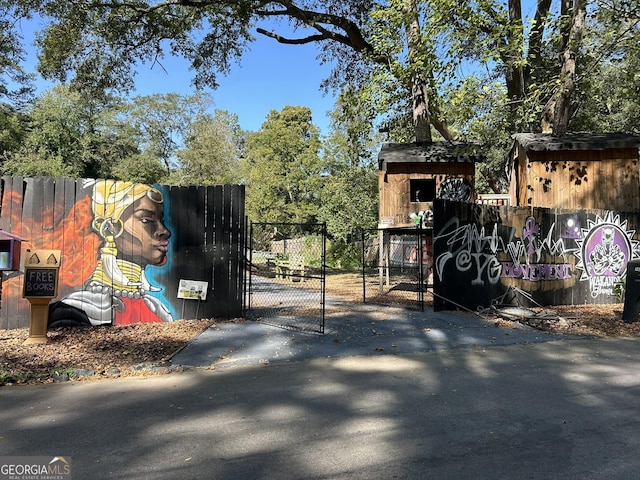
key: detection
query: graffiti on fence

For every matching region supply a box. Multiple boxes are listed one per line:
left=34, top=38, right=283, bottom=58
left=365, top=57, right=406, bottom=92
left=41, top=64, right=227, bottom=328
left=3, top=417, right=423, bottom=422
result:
left=434, top=215, right=576, bottom=287
left=435, top=207, right=640, bottom=304
left=560, top=214, right=583, bottom=239
left=430, top=198, right=640, bottom=310
left=574, top=212, right=639, bottom=298
left=438, top=177, right=472, bottom=202
left=434, top=217, right=505, bottom=286
left=501, top=216, right=572, bottom=282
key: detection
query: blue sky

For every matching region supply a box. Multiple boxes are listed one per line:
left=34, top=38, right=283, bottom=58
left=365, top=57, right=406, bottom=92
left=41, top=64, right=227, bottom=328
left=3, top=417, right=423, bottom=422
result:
left=136, top=35, right=334, bottom=133
left=132, top=34, right=337, bottom=134
left=18, top=18, right=338, bottom=135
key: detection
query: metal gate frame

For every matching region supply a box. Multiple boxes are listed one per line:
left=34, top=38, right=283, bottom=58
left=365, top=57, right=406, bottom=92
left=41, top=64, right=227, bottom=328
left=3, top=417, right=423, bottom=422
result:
left=360, top=226, right=430, bottom=311
left=244, top=222, right=327, bottom=334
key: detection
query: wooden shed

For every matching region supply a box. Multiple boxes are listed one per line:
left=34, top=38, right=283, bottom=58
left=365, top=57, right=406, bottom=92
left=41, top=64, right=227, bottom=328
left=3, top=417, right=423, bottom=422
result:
left=378, top=141, right=485, bottom=228
left=509, top=133, right=640, bottom=210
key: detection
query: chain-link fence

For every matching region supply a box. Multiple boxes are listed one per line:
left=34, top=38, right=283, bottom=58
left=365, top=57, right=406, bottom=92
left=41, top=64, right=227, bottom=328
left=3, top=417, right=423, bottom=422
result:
left=245, top=222, right=326, bottom=333
left=359, top=228, right=432, bottom=310
left=320, top=228, right=432, bottom=311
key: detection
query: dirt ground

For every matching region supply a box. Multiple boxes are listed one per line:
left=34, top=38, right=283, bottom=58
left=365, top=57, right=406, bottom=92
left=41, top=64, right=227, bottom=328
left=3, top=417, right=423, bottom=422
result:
left=1, top=274, right=638, bottom=386
left=491, top=303, right=639, bottom=337
left=322, top=273, right=640, bottom=337
left=0, top=319, right=218, bottom=386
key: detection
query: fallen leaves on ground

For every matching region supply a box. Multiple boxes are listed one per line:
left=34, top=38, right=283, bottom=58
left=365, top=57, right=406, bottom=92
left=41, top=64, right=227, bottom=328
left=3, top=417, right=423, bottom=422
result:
left=0, top=319, right=217, bottom=386
left=1, top=303, right=639, bottom=387
left=490, top=304, right=640, bottom=337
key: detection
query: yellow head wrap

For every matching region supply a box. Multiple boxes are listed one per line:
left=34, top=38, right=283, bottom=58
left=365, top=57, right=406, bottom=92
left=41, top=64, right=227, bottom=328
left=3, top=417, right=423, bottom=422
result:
left=92, top=180, right=163, bottom=224
left=88, top=180, right=165, bottom=293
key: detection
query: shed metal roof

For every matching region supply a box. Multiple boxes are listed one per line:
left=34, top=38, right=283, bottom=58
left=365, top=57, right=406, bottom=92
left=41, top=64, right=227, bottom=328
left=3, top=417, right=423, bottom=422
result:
left=378, top=141, right=485, bottom=170
left=0, top=230, right=27, bottom=242
left=512, top=133, right=640, bottom=152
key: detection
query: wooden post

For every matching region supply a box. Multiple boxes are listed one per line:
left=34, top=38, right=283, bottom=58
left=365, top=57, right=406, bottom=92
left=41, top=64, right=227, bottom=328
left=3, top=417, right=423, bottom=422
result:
left=378, top=229, right=384, bottom=294
left=24, top=298, right=51, bottom=345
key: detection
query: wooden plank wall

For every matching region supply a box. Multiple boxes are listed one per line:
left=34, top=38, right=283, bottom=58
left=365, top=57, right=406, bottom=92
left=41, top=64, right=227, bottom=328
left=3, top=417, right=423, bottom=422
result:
left=432, top=199, right=640, bottom=311
left=0, top=177, right=245, bottom=329
left=514, top=148, right=639, bottom=210
left=379, top=162, right=475, bottom=226
left=164, top=184, right=245, bottom=320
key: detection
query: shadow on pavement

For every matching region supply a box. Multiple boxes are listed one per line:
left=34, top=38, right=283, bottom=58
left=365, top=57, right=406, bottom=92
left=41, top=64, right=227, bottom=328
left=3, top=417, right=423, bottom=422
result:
left=171, top=301, right=577, bottom=369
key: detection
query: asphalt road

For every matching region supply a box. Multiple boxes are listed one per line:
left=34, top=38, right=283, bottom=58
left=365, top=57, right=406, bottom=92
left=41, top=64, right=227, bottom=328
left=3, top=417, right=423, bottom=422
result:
left=2, top=333, right=640, bottom=479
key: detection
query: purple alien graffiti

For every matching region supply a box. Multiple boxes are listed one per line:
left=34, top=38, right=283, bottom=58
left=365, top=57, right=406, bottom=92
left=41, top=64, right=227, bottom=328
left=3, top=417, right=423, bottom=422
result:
left=583, top=224, right=630, bottom=277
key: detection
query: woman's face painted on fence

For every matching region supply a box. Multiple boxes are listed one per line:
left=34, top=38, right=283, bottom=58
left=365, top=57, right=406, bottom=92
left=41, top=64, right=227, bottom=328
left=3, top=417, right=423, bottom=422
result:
left=115, top=194, right=170, bottom=267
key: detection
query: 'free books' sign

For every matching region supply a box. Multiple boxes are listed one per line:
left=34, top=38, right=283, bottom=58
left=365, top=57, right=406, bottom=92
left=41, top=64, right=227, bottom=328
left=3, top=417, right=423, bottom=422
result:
left=23, top=268, right=58, bottom=298
left=21, top=249, right=61, bottom=299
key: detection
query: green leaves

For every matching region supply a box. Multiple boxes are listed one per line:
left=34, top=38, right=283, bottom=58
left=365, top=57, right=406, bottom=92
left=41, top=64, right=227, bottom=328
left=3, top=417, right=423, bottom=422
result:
left=0, top=1, right=34, bottom=105
left=243, top=106, right=323, bottom=224
left=172, top=109, right=244, bottom=186
left=31, top=0, right=254, bottom=93
left=0, top=87, right=220, bottom=182
left=2, top=0, right=639, bottom=198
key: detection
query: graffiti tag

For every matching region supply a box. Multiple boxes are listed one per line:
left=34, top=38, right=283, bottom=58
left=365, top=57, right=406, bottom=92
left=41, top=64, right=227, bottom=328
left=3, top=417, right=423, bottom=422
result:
left=501, top=262, right=572, bottom=281
left=434, top=218, right=505, bottom=286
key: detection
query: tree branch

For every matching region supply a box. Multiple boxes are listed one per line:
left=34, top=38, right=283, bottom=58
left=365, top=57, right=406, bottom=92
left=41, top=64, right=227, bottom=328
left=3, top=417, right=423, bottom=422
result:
left=528, top=0, right=551, bottom=61
left=256, top=27, right=327, bottom=45
left=254, top=1, right=387, bottom=63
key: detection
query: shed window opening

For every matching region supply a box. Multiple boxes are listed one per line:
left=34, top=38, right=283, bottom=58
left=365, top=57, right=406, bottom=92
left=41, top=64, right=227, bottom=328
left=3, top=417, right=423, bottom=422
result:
left=410, top=179, right=436, bottom=202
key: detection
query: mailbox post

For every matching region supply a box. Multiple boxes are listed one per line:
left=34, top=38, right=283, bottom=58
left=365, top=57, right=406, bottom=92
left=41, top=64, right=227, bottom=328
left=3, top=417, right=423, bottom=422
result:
left=22, top=249, right=61, bottom=345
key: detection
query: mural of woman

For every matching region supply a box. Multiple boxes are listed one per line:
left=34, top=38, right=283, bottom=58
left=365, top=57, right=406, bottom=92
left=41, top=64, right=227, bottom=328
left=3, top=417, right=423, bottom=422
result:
left=48, top=180, right=174, bottom=327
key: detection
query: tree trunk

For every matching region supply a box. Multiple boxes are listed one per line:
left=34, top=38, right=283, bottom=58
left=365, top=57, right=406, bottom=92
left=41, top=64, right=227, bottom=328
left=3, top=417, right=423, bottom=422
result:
left=411, top=73, right=432, bottom=142
left=501, top=0, right=553, bottom=132
left=505, top=0, right=525, bottom=112
left=541, top=0, right=586, bottom=135
left=404, top=0, right=432, bottom=142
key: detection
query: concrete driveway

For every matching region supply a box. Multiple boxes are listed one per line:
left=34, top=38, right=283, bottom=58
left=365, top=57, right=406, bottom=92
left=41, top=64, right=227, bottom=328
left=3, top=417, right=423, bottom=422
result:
left=171, top=297, right=571, bottom=369
left=3, top=279, right=639, bottom=479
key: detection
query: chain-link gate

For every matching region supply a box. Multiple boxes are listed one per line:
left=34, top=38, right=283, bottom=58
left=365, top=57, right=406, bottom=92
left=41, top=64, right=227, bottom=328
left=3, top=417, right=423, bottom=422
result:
left=245, top=222, right=326, bottom=333
left=360, top=228, right=432, bottom=310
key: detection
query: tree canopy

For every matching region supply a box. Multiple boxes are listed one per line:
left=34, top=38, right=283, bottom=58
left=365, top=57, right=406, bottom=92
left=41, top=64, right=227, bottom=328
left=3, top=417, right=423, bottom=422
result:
left=12, top=0, right=636, bottom=140
left=1, top=85, right=134, bottom=178
left=172, top=109, right=244, bottom=186
left=0, top=87, right=221, bottom=182
left=0, top=1, right=33, bottom=105
left=242, top=105, right=323, bottom=224
left=0, top=0, right=639, bottom=210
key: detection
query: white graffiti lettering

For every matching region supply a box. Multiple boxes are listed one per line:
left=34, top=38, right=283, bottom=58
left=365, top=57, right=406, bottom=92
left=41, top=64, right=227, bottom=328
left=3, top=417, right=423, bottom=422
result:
left=505, top=216, right=568, bottom=266
left=434, top=218, right=507, bottom=286
left=589, top=275, right=620, bottom=298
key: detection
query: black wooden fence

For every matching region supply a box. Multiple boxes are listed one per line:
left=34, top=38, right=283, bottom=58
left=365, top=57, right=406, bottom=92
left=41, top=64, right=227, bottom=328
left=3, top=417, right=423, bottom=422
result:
left=432, top=199, right=640, bottom=311
left=0, top=177, right=245, bottom=329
